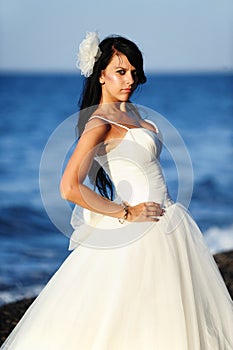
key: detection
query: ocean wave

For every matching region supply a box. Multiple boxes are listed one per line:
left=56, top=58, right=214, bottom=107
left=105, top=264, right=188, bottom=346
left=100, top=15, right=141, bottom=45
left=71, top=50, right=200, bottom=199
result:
left=204, top=224, right=233, bottom=254
left=0, top=285, right=43, bottom=306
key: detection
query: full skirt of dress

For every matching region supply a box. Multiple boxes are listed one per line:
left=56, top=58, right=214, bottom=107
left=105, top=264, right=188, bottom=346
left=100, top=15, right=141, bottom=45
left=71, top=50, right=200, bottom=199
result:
left=1, top=203, right=233, bottom=350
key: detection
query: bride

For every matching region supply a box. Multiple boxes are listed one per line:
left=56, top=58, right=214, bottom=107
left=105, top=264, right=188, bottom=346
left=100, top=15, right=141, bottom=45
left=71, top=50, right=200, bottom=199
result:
left=1, top=32, right=233, bottom=349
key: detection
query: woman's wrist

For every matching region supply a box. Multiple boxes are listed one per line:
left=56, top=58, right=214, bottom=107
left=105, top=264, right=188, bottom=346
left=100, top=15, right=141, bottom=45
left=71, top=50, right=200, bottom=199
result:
left=118, top=202, right=129, bottom=224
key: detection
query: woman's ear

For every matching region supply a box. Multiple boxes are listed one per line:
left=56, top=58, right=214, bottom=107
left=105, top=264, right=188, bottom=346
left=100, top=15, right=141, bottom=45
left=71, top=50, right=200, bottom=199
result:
left=99, top=71, right=105, bottom=85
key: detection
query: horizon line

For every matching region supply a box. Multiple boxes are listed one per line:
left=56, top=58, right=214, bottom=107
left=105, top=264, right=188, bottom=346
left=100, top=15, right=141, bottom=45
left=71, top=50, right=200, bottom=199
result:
left=0, top=68, right=233, bottom=76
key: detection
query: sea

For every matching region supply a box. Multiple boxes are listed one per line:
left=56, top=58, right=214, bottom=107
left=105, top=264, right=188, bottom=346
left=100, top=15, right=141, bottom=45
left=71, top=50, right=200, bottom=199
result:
left=0, top=72, right=233, bottom=306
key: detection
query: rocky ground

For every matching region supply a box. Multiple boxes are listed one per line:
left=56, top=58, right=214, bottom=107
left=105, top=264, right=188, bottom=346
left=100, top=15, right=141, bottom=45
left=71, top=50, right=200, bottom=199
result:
left=0, top=250, right=232, bottom=346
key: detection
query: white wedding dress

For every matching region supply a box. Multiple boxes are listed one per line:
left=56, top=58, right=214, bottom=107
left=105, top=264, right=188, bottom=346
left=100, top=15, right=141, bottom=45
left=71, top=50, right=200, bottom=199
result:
left=1, top=116, right=233, bottom=349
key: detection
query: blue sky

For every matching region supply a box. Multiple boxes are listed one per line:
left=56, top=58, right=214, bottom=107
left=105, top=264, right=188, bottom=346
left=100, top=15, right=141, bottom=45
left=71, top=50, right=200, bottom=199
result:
left=0, top=0, right=233, bottom=73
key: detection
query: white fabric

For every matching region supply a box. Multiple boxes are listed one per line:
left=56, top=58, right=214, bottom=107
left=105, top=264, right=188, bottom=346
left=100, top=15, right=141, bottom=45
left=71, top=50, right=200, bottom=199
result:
left=1, top=120, right=233, bottom=349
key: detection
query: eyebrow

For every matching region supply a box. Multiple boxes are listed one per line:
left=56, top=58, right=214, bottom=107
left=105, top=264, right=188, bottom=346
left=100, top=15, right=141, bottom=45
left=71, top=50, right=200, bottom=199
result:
left=114, top=66, right=136, bottom=70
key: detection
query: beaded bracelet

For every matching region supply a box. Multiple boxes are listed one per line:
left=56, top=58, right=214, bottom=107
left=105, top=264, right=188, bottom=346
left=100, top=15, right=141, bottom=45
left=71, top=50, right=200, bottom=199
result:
left=118, top=202, right=129, bottom=224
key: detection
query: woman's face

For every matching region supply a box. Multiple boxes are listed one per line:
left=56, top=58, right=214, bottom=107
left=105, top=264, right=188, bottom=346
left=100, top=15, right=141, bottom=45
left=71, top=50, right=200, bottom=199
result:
left=99, top=53, right=139, bottom=103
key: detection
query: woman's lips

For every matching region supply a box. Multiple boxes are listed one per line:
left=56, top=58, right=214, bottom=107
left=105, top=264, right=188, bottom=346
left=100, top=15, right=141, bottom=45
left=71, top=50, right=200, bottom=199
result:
left=121, top=88, right=131, bottom=92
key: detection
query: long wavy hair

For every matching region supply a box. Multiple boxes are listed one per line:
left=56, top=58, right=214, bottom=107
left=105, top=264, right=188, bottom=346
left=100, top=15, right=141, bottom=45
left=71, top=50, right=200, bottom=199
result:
left=78, top=35, right=147, bottom=200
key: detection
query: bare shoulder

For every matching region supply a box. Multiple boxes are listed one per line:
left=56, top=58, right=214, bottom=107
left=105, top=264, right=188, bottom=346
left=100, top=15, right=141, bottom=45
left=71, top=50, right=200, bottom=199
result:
left=139, top=119, right=158, bottom=133
left=81, top=115, right=111, bottom=143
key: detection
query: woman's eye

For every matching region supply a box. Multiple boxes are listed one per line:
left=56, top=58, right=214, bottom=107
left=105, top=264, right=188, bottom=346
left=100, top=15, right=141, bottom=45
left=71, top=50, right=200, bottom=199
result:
left=117, top=70, right=126, bottom=75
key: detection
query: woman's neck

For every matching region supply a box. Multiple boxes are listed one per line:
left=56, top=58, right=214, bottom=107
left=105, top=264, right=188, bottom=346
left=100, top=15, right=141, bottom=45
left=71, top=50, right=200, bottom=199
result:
left=98, top=101, right=128, bottom=114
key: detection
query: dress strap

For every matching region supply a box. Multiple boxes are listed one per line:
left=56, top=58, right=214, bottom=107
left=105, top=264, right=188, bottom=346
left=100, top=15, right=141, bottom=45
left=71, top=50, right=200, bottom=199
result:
left=88, top=115, right=130, bottom=131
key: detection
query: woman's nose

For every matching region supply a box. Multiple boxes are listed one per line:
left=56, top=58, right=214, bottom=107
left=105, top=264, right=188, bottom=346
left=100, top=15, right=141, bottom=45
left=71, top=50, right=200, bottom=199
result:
left=125, top=71, right=135, bottom=85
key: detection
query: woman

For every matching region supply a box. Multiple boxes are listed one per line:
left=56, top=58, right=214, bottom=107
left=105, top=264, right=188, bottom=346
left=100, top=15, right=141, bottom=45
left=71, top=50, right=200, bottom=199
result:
left=1, top=32, right=233, bottom=349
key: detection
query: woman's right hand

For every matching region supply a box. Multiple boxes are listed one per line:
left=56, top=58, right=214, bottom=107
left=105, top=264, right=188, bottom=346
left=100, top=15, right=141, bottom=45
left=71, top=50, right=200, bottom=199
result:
left=126, top=201, right=165, bottom=222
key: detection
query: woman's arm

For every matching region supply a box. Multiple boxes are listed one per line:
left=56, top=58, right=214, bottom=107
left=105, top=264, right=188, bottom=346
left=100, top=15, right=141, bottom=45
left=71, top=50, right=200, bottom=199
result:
left=60, top=118, right=164, bottom=222
left=60, top=118, right=124, bottom=217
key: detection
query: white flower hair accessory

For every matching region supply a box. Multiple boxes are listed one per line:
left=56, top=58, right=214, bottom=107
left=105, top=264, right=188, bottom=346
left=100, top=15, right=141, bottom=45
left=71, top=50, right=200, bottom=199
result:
left=76, top=31, right=102, bottom=78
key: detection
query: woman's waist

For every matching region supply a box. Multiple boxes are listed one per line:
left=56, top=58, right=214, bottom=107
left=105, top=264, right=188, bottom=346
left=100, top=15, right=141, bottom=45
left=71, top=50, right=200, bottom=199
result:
left=114, top=186, right=173, bottom=208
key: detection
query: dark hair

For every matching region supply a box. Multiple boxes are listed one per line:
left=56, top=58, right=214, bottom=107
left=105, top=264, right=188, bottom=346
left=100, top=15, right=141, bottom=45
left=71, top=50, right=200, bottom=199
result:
left=78, top=35, right=147, bottom=199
